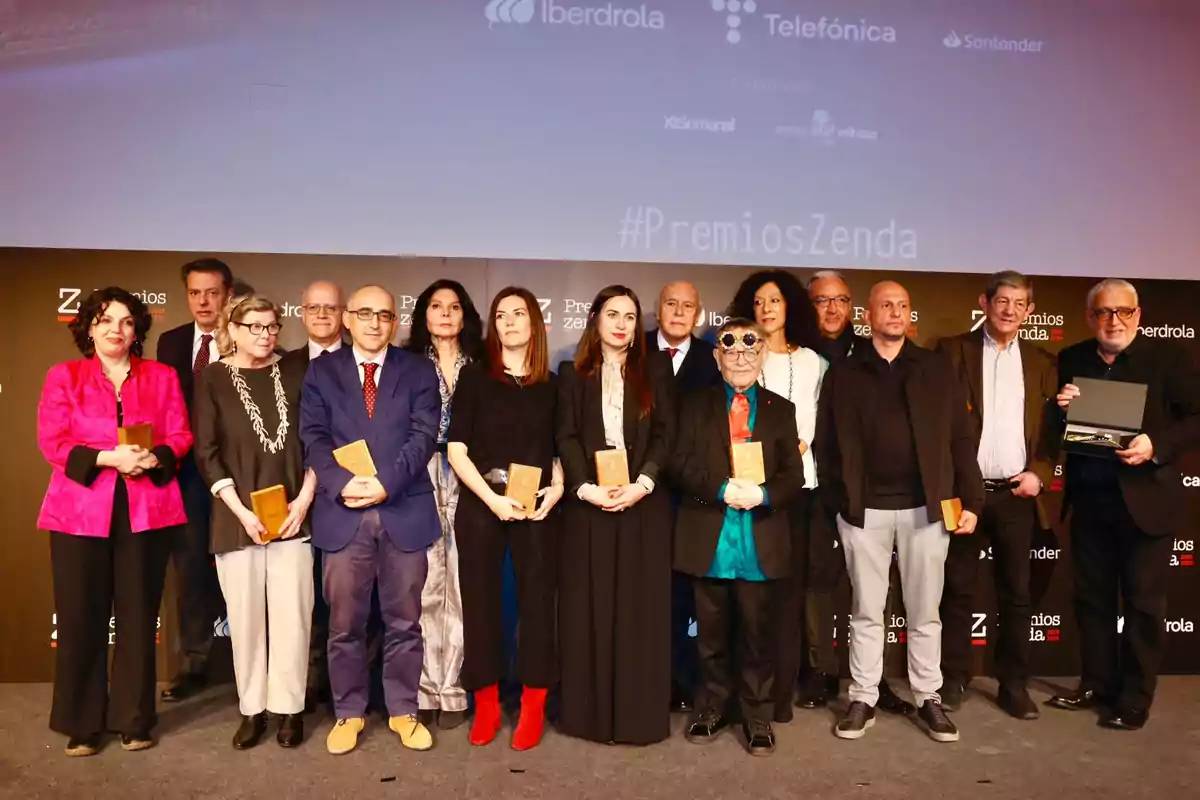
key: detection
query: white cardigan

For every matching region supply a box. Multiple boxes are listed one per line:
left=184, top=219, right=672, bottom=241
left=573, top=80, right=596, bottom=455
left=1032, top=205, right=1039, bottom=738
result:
left=757, top=346, right=827, bottom=489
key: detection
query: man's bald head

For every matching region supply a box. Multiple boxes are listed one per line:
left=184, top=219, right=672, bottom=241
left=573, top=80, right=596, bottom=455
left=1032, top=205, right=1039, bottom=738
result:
left=657, top=280, right=702, bottom=346
left=867, top=281, right=911, bottom=343
left=300, top=280, right=346, bottom=346
left=344, top=284, right=397, bottom=356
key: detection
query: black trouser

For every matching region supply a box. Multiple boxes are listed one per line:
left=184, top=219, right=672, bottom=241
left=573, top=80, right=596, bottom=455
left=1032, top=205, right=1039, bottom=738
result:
left=670, top=569, right=697, bottom=695
left=773, top=490, right=810, bottom=714
left=170, top=462, right=223, bottom=674
left=49, top=512, right=173, bottom=738
left=694, top=578, right=777, bottom=724
left=941, top=490, right=1037, bottom=690
left=1071, top=490, right=1173, bottom=710
left=308, top=547, right=331, bottom=694
left=458, top=492, right=558, bottom=690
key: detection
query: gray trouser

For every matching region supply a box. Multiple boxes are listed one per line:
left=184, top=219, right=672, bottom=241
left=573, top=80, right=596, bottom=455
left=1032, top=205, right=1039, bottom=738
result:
left=838, top=507, right=949, bottom=707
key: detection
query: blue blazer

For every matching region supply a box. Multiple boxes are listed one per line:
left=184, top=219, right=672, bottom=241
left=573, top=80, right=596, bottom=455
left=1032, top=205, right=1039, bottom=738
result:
left=300, top=345, right=440, bottom=553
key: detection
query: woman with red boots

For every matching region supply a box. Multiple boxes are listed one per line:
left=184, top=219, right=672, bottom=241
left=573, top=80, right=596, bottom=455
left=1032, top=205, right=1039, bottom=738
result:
left=446, top=287, right=563, bottom=750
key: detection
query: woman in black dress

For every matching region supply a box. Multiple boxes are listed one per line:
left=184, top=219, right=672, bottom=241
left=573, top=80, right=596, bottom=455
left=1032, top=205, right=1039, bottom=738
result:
left=556, top=285, right=676, bottom=745
left=193, top=296, right=317, bottom=750
left=447, top=286, right=562, bottom=750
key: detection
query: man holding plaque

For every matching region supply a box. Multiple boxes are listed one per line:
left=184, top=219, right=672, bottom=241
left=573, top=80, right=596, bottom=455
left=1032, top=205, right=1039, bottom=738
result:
left=934, top=271, right=1058, bottom=720
left=1048, top=279, right=1200, bottom=730
left=815, top=281, right=982, bottom=743
left=300, top=284, right=442, bottom=754
left=672, top=318, right=806, bottom=756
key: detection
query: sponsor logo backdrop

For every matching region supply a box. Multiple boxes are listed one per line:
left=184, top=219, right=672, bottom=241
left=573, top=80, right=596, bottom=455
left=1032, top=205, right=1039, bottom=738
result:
left=1, top=248, right=1196, bottom=681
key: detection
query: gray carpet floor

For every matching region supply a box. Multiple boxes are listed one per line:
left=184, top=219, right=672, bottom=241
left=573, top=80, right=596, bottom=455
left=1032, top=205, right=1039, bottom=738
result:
left=0, top=678, right=1195, bottom=799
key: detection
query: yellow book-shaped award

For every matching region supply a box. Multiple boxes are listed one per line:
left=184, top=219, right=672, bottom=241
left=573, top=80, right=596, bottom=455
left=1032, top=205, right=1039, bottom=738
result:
left=941, top=497, right=964, bottom=531
left=595, top=448, right=630, bottom=488
left=117, top=422, right=153, bottom=451
left=333, top=439, right=377, bottom=477
left=506, top=463, right=542, bottom=518
left=731, top=441, right=766, bottom=485
left=251, top=484, right=289, bottom=543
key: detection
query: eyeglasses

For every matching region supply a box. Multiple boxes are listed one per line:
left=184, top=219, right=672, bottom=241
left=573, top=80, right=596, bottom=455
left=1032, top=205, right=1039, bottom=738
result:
left=235, top=322, right=282, bottom=336
left=812, top=295, right=851, bottom=308
left=719, top=331, right=761, bottom=349
left=304, top=304, right=342, bottom=317
left=1091, top=307, right=1137, bottom=321
left=718, top=331, right=764, bottom=360
left=348, top=308, right=397, bottom=323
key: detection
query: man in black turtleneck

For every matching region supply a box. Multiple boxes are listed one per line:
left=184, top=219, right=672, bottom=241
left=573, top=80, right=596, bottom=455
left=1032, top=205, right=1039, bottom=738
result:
left=797, top=271, right=913, bottom=715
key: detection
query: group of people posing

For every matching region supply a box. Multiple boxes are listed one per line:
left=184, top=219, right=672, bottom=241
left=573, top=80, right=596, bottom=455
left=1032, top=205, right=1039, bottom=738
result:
left=36, top=259, right=1199, bottom=760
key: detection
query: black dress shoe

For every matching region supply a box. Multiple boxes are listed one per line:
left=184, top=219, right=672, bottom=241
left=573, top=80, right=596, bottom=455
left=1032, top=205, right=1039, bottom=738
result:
left=233, top=712, right=268, bottom=750
left=796, top=673, right=835, bottom=709
left=876, top=680, right=917, bottom=716
left=277, top=713, right=304, bottom=747
left=161, top=672, right=207, bottom=703
left=1099, top=707, right=1148, bottom=731
left=684, top=709, right=728, bottom=744
left=743, top=719, right=775, bottom=757
left=997, top=687, right=1040, bottom=720
left=438, top=709, right=467, bottom=730
left=940, top=682, right=966, bottom=713
left=1046, top=689, right=1110, bottom=711
left=120, top=732, right=155, bottom=752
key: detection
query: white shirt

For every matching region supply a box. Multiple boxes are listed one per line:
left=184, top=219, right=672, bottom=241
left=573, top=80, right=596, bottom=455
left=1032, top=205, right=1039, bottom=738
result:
left=656, top=330, right=691, bottom=376
left=758, top=347, right=827, bottom=489
left=978, top=329, right=1027, bottom=479
left=308, top=338, right=343, bottom=361
left=191, top=322, right=220, bottom=367
left=353, top=346, right=387, bottom=386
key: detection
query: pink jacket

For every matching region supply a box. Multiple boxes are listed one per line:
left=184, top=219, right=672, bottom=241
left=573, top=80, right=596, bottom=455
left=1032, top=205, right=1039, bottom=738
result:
left=37, top=356, right=193, bottom=537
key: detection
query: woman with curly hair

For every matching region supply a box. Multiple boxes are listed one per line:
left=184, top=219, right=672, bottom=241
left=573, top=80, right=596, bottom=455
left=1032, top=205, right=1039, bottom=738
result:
left=402, top=279, right=485, bottom=729
left=36, top=287, right=193, bottom=756
left=727, top=269, right=827, bottom=722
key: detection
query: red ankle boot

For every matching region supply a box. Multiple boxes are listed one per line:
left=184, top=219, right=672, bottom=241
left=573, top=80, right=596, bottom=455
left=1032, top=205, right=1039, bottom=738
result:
left=469, top=685, right=502, bottom=746
left=511, top=686, right=548, bottom=751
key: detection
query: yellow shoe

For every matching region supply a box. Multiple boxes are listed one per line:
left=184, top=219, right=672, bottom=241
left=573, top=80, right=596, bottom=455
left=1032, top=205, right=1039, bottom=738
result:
left=326, top=717, right=366, bottom=755
left=389, top=714, right=433, bottom=751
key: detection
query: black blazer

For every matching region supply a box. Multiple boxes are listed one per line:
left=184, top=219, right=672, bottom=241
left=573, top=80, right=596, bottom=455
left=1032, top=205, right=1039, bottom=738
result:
left=556, top=352, right=676, bottom=495
left=1054, top=335, right=1200, bottom=536
left=646, top=329, right=722, bottom=396
left=156, top=322, right=201, bottom=413
left=670, top=385, right=805, bottom=580
left=935, top=329, right=1059, bottom=528
left=815, top=339, right=985, bottom=529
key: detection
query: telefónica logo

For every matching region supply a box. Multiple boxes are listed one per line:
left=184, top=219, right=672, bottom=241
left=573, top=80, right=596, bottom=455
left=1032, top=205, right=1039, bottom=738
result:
left=711, top=0, right=758, bottom=45
left=486, top=0, right=665, bottom=30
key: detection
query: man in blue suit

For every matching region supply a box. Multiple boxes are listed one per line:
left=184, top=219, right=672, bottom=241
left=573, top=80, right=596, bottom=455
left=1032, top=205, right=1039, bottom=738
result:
left=300, top=284, right=441, bottom=755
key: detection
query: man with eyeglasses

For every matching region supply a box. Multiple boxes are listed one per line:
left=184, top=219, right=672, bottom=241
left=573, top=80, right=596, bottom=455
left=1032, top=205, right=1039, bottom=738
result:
left=646, top=280, right=722, bottom=714
left=300, top=285, right=442, bottom=754
left=815, top=281, right=982, bottom=743
left=672, top=318, right=807, bottom=756
left=1047, top=278, right=1200, bottom=730
left=933, top=271, right=1058, bottom=720
left=281, top=280, right=348, bottom=711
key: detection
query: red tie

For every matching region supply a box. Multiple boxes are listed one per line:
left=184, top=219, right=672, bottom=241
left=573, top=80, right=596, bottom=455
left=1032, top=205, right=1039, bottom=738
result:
left=362, top=362, right=379, bottom=419
left=729, top=393, right=751, bottom=443
left=666, top=347, right=679, bottom=358
left=193, top=334, right=212, bottom=374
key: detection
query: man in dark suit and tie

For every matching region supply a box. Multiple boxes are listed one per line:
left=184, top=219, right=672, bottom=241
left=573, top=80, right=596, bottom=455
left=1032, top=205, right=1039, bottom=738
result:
left=1048, top=278, right=1200, bottom=730
left=672, top=317, right=807, bottom=757
left=156, top=257, right=233, bottom=701
left=647, top=280, right=722, bottom=712
left=934, top=271, right=1059, bottom=719
left=281, top=280, right=348, bottom=709
left=300, top=284, right=442, bottom=755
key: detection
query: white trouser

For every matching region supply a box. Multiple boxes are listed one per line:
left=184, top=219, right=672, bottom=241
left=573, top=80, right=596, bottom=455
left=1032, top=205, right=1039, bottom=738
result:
left=838, top=507, right=949, bottom=707
left=418, top=452, right=467, bottom=712
left=215, top=538, right=314, bottom=716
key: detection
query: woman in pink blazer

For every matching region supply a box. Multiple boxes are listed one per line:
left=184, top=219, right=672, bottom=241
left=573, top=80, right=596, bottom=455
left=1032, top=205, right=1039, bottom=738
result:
left=37, top=287, right=193, bottom=758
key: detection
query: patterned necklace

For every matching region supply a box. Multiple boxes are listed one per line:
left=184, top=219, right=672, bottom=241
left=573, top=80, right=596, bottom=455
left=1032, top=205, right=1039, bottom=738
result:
left=758, top=345, right=794, bottom=402
left=228, top=362, right=289, bottom=454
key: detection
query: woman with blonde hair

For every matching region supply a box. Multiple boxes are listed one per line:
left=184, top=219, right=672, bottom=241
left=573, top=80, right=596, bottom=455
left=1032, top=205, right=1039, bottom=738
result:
left=193, top=295, right=317, bottom=750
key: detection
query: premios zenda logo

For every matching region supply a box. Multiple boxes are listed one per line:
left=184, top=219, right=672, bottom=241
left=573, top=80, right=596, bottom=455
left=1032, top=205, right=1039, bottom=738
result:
left=1172, top=538, right=1194, bottom=568
left=970, top=309, right=1063, bottom=341
left=485, top=0, right=665, bottom=29
left=57, top=287, right=168, bottom=322
left=1029, top=613, right=1061, bottom=643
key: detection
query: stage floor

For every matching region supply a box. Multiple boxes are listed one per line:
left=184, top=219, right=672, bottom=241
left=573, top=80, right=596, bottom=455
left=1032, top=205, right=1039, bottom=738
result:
left=1, top=678, right=1195, bottom=799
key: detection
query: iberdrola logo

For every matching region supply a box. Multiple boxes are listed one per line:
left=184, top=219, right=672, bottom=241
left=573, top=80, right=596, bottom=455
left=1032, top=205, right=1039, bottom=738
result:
left=943, top=31, right=963, bottom=48
left=486, top=0, right=536, bottom=25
